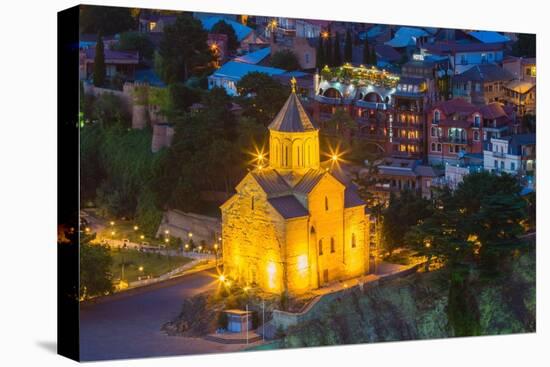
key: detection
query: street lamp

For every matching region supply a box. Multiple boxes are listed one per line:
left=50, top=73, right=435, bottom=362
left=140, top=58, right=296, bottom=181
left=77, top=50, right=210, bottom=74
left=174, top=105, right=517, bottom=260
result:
left=110, top=221, right=115, bottom=226
left=139, top=266, right=144, bottom=272
left=140, top=234, right=145, bottom=240
left=184, top=243, right=189, bottom=251
left=133, top=225, right=139, bottom=231
left=188, top=232, right=193, bottom=238
left=164, top=229, right=170, bottom=235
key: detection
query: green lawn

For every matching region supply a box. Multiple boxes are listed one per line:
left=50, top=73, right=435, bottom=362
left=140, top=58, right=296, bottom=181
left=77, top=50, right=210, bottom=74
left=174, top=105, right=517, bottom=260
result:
left=110, top=248, right=192, bottom=283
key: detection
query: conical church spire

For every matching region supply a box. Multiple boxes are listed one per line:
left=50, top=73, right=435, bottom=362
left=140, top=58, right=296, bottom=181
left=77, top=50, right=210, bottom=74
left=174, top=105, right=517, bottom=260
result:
left=268, top=88, right=320, bottom=172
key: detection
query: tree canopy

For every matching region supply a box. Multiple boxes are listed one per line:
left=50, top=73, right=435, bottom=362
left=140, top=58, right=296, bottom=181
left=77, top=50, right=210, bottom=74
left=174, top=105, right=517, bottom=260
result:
left=236, top=72, right=288, bottom=125
left=270, top=49, right=301, bottom=71
left=115, top=31, right=154, bottom=60
left=80, top=233, right=113, bottom=299
left=211, top=20, right=239, bottom=53
left=93, top=34, right=106, bottom=87
left=158, top=14, right=213, bottom=84
left=80, top=5, right=136, bottom=35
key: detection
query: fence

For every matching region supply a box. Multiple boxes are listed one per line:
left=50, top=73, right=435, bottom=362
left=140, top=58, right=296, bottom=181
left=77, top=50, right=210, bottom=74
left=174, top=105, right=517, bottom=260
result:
left=271, top=262, right=424, bottom=330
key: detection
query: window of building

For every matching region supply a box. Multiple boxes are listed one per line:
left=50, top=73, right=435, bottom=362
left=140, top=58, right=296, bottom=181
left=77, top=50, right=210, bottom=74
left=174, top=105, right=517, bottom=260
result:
left=305, top=53, right=310, bottom=64
left=319, top=239, right=323, bottom=255
left=325, top=196, right=329, bottom=211
left=511, top=162, right=516, bottom=171
left=431, top=143, right=436, bottom=151
left=431, top=127, right=436, bottom=137
left=500, top=161, right=505, bottom=170
left=330, top=238, right=335, bottom=253
left=437, top=143, right=442, bottom=152
left=251, top=196, right=255, bottom=211
left=494, top=160, right=498, bottom=168
left=351, top=233, right=356, bottom=248
left=449, top=145, right=454, bottom=153
left=474, top=131, right=480, bottom=141
left=434, top=110, right=440, bottom=123
left=475, top=83, right=481, bottom=92
left=474, top=115, right=481, bottom=127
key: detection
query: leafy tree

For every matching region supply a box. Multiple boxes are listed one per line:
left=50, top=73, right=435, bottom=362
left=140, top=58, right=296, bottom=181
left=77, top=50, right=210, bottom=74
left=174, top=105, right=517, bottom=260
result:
left=333, top=32, right=342, bottom=66
left=521, top=114, right=536, bottom=133
left=211, top=20, right=239, bottom=53
left=80, top=5, right=136, bottom=35
left=158, top=14, right=213, bottom=84
left=92, top=93, right=131, bottom=128
left=362, top=37, right=370, bottom=65
left=381, top=190, right=433, bottom=255
left=324, top=108, right=357, bottom=143
left=344, top=30, right=353, bottom=63
left=237, top=72, right=288, bottom=125
left=93, top=33, right=106, bottom=87
left=271, top=49, right=301, bottom=71
left=512, top=33, right=536, bottom=58
left=166, top=83, right=201, bottom=118
left=115, top=31, right=154, bottom=59
left=80, top=234, right=113, bottom=299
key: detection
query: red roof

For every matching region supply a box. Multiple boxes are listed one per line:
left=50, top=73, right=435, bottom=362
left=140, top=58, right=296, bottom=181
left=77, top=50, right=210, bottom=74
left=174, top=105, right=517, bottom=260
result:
left=432, top=98, right=477, bottom=115
left=479, top=102, right=509, bottom=120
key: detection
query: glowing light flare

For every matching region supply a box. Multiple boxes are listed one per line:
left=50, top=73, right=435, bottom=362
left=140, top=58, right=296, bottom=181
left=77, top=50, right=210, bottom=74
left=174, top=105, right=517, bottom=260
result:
left=267, top=262, right=277, bottom=290
left=297, top=255, right=308, bottom=273
left=133, top=225, right=139, bottom=231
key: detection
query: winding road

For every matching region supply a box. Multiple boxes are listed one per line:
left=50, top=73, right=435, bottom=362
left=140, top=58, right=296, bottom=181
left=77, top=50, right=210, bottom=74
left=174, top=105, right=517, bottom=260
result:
left=79, top=269, right=249, bottom=361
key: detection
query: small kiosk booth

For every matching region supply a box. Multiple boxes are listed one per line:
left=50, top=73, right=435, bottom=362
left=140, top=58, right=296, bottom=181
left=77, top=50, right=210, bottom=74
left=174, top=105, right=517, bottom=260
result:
left=225, top=309, right=253, bottom=333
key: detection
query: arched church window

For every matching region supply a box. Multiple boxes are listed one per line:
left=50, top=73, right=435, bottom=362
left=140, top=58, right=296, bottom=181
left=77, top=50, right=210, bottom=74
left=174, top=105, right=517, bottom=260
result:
left=318, top=239, right=323, bottom=255
left=325, top=196, right=329, bottom=211
left=330, top=237, right=335, bottom=253
left=251, top=196, right=255, bottom=211
left=351, top=233, right=356, bottom=248
left=285, top=146, right=289, bottom=166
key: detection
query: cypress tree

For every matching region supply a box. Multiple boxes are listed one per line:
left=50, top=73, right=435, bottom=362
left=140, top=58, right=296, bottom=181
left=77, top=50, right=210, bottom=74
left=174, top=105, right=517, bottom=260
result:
left=326, top=26, right=333, bottom=66
left=370, top=45, right=378, bottom=66
left=316, top=37, right=325, bottom=69
left=344, top=29, right=353, bottom=63
left=362, top=37, right=370, bottom=65
left=334, top=32, right=342, bottom=66
left=94, top=32, right=106, bottom=87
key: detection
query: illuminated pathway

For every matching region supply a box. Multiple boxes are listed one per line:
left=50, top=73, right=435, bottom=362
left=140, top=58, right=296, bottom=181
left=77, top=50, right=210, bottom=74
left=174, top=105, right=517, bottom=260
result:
left=79, top=269, right=252, bottom=361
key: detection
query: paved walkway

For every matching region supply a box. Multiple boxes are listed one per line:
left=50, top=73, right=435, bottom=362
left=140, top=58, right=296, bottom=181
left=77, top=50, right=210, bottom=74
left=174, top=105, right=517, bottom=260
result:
left=79, top=269, right=251, bottom=361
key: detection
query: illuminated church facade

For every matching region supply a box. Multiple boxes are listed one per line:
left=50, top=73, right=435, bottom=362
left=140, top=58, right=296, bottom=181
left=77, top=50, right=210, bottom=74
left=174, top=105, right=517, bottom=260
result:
left=220, top=85, right=371, bottom=295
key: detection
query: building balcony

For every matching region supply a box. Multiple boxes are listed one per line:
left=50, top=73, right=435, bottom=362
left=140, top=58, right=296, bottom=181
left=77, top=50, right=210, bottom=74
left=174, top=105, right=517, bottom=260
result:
left=392, top=136, right=423, bottom=143
left=315, top=94, right=343, bottom=105
left=355, top=100, right=389, bottom=110
left=438, top=136, right=471, bottom=145
left=492, top=151, right=506, bottom=158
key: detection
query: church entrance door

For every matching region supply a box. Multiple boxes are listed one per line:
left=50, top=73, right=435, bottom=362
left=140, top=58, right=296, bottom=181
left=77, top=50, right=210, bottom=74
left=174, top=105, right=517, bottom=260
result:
left=323, top=269, right=329, bottom=284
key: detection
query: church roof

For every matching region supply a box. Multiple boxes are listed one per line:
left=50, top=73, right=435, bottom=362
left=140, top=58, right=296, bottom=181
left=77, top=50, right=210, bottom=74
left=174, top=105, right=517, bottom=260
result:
left=268, top=196, right=309, bottom=219
left=344, top=185, right=365, bottom=208
left=293, top=169, right=326, bottom=194
left=268, top=92, right=317, bottom=132
left=251, top=169, right=291, bottom=194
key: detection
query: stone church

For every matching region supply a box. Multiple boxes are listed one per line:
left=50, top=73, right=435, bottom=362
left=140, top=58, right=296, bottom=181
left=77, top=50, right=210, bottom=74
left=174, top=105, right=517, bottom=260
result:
left=220, top=86, right=371, bottom=295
